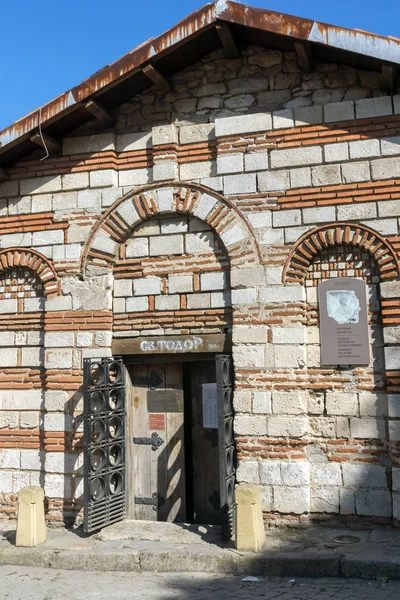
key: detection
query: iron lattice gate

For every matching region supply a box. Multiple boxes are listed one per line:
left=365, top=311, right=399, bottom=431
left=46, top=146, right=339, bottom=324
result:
left=216, top=354, right=236, bottom=541
left=83, top=357, right=126, bottom=533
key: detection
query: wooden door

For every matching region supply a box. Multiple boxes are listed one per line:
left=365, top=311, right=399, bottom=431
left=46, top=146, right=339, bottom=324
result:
left=126, top=362, right=186, bottom=522
left=189, top=360, right=220, bottom=525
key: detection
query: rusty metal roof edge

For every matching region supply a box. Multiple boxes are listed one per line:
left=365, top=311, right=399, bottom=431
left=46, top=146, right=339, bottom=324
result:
left=1, top=0, right=400, bottom=153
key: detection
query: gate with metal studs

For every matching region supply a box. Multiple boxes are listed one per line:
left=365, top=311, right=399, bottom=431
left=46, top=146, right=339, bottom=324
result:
left=216, top=354, right=236, bottom=541
left=83, top=357, right=126, bottom=533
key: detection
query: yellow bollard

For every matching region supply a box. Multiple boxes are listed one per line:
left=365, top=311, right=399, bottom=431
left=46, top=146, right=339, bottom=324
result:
left=15, top=486, right=46, bottom=547
left=235, top=484, right=266, bottom=552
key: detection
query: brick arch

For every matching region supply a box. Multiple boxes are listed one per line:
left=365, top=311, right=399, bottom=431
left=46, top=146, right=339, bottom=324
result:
left=282, top=223, right=400, bottom=283
left=0, top=248, right=59, bottom=296
left=81, top=182, right=261, bottom=275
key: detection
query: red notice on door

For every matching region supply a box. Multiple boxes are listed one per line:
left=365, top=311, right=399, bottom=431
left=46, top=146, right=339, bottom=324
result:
left=149, top=413, right=166, bottom=431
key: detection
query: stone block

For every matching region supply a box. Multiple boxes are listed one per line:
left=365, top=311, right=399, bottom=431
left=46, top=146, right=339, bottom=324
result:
left=311, top=488, right=339, bottom=513
left=186, top=293, right=210, bottom=309
left=45, top=332, right=74, bottom=348
left=236, top=461, right=260, bottom=484
left=324, top=101, right=355, bottom=123
left=355, top=97, right=393, bottom=119
left=252, top=391, right=272, bottom=414
left=20, top=413, right=39, bottom=429
left=217, top=153, right=243, bottom=175
left=231, top=288, right=257, bottom=305
left=350, top=417, right=385, bottom=439
left=119, top=168, right=151, bottom=187
left=31, top=194, right=52, bottom=213
left=342, top=161, right=371, bottom=183
left=231, top=266, right=265, bottom=288
left=89, top=170, right=118, bottom=188
left=342, top=463, right=387, bottom=489
left=294, top=105, right=323, bottom=126
left=76, top=189, right=101, bottom=211
left=221, top=223, right=247, bottom=248
left=215, top=113, right=272, bottom=137
left=185, top=232, right=214, bottom=254
left=126, top=296, right=149, bottom=313
left=268, top=417, right=308, bottom=437
left=311, top=463, right=342, bottom=486
left=259, top=461, right=281, bottom=485
left=45, top=349, right=72, bottom=369
left=211, top=291, right=231, bottom=308
left=359, top=392, right=387, bottom=416
left=45, top=295, right=72, bottom=312
left=285, top=226, right=312, bottom=244
left=233, top=345, right=265, bottom=368
left=168, top=274, right=193, bottom=294
left=355, top=490, right=391, bottom=517
left=153, top=161, right=178, bottom=182
left=179, top=124, right=215, bottom=145
left=20, top=348, right=42, bottom=367
left=234, top=415, right=267, bottom=436
left=259, top=286, right=305, bottom=303
left=95, top=332, right=112, bottom=347
left=200, top=176, right=223, bottom=191
left=371, top=157, right=400, bottom=180
left=273, top=486, right=310, bottom=514
left=272, top=109, right=294, bottom=130
left=116, top=131, right=152, bottom=152
left=389, top=421, right=400, bottom=441
left=281, top=461, right=309, bottom=486
left=152, top=124, right=178, bottom=146
left=233, top=325, right=268, bottom=344
left=289, top=167, right=312, bottom=189
left=270, top=146, right=322, bottom=168
left=154, top=295, right=180, bottom=311
left=325, top=392, right=357, bottom=416
left=62, top=172, right=90, bottom=193
left=0, top=348, right=18, bottom=367
left=24, top=297, right=45, bottom=312
left=384, top=346, right=400, bottom=370
left=274, top=346, right=306, bottom=368
left=380, top=281, right=400, bottom=299
left=260, top=229, right=284, bottom=245
left=349, top=139, right=381, bottom=159
left=340, top=488, right=355, bottom=514
left=149, top=235, right=183, bottom=256
left=272, top=209, right=301, bottom=228
left=1, top=232, right=32, bottom=247
left=133, top=277, right=161, bottom=296
left=223, top=173, right=257, bottom=195
left=337, top=202, right=376, bottom=221
left=180, top=161, right=216, bottom=181
left=302, top=206, right=336, bottom=224
left=324, top=143, right=349, bottom=163
left=21, top=176, right=62, bottom=196
left=393, top=467, right=400, bottom=491
left=0, top=299, right=18, bottom=314
left=63, top=134, right=114, bottom=155
left=233, top=390, right=251, bottom=413
left=192, top=193, right=217, bottom=221
left=380, top=136, right=400, bottom=156
left=258, top=170, right=290, bottom=192
left=200, top=272, right=226, bottom=291
left=362, top=218, right=398, bottom=235
left=125, top=238, right=149, bottom=258
left=388, top=394, right=400, bottom=417
left=116, top=200, right=140, bottom=228
left=311, top=164, right=341, bottom=186
left=272, top=390, right=308, bottom=415
left=0, top=449, right=21, bottom=469
left=45, top=474, right=72, bottom=498
left=160, top=218, right=188, bottom=235
left=76, top=332, right=93, bottom=348
left=271, top=327, right=305, bottom=345
left=244, top=152, right=269, bottom=172
left=247, top=211, right=272, bottom=229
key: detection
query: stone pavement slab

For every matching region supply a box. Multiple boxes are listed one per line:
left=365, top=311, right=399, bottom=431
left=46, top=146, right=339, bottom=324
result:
left=1, top=519, right=400, bottom=580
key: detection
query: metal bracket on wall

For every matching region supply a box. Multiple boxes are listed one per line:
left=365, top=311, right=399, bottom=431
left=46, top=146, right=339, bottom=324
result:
left=133, top=432, right=164, bottom=451
left=135, top=493, right=166, bottom=510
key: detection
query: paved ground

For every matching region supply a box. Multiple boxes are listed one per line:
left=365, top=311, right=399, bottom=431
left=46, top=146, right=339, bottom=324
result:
left=0, top=566, right=398, bottom=600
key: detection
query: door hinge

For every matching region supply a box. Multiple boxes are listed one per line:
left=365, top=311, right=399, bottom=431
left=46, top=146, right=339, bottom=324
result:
left=133, top=432, right=164, bottom=451
left=134, top=492, right=165, bottom=510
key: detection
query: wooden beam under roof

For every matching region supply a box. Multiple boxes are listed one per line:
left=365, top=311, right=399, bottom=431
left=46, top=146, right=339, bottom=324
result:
left=0, top=168, right=8, bottom=181
left=142, top=64, right=171, bottom=91
left=30, top=133, right=61, bottom=155
left=382, top=64, right=396, bottom=93
left=295, top=40, right=314, bottom=72
left=84, top=100, right=116, bottom=126
left=216, top=23, right=240, bottom=58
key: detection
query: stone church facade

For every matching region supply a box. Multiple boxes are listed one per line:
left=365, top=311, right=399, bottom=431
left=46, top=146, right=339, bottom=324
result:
left=1, top=1, right=400, bottom=528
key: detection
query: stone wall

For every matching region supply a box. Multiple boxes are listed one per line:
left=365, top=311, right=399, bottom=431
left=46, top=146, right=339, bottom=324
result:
left=1, top=45, right=400, bottom=525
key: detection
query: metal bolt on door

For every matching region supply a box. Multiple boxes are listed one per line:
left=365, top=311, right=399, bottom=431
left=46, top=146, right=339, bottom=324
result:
left=216, top=354, right=236, bottom=541
left=83, top=357, right=126, bottom=533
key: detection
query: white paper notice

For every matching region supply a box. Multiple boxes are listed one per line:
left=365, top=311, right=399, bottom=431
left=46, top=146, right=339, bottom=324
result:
left=202, top=383, right=218, bottom=428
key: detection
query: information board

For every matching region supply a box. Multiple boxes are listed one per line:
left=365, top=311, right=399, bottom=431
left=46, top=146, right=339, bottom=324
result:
left=318, top=278, right=370, bottom=366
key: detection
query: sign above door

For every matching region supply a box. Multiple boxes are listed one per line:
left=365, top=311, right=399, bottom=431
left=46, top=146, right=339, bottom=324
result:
left=112, top=333, right=231, bottom=355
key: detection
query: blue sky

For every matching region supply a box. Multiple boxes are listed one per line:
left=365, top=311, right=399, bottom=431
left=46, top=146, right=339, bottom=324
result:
left=0, top=0, right=399, bottom=130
